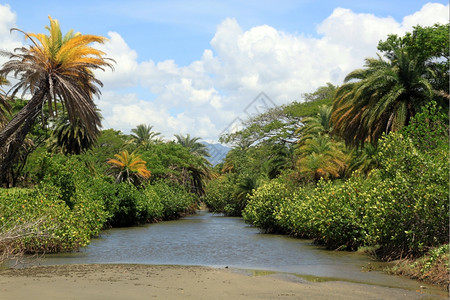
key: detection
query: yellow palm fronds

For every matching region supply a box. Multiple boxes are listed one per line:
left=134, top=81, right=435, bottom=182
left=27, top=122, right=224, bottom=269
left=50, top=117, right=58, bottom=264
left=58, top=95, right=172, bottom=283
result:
left=107, top=150, right=151, bottom=184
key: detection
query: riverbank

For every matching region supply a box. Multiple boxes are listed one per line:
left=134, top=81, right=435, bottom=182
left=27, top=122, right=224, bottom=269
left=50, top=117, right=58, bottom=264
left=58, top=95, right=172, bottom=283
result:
left=0, top=264, right=447, bottom=299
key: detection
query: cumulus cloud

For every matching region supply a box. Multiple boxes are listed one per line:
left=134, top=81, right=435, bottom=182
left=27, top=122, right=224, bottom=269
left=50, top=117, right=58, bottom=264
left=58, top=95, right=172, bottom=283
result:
left=0, top=4, right=22, bottom=70
left=1, top=2, right=448, bottom=141
left=94, top=31, right=139, bottom=89
left=95, top=2, right=449, bottom=141
left=402, top=3, right=449, bottom=29
left=0, top=4, right=15, bottom=36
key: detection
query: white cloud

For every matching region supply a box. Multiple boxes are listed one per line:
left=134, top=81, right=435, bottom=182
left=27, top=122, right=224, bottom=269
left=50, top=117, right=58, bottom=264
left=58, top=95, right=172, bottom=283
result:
left=94, top=31, right=139, bottom=89
left=0, top=4, right=22, bottom=72
left=0, top=4, right=16, bottom=37
left=96, top=2, right=448, bottom=141
left=402, top=3, right=449, bottom=30
left=317, top=7, right=402, bottom=66
left=1, top=2, right=448, bottom=142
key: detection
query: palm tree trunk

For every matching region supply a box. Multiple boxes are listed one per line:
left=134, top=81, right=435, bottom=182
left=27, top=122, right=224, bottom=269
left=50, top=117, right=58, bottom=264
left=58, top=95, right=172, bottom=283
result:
left=0, top=97, right=43, bottom=187
left=0, top=84, right=46, bottom=147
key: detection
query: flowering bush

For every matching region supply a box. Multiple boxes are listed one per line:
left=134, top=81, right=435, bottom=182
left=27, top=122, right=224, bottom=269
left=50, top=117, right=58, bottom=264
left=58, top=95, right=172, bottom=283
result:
left=243, top=130, right=449, bottom=258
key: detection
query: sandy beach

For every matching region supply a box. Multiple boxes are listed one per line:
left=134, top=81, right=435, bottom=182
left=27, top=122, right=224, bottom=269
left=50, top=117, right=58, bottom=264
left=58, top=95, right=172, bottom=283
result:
left=0, top=264, right=446, bottom=299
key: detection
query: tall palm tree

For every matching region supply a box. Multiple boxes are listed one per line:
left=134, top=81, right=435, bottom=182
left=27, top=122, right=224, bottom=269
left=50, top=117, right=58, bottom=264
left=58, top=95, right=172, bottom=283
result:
left=174, top=133, right=210, bottom=157
left=107, top=150, right=151, bottom=185
left=331, top=45, right=435, bottom=147
left=130, top=124, right=161, bottom=150
left=0, top=16, right=114, bottom=151
left=173, top=134, right=212, bottom=195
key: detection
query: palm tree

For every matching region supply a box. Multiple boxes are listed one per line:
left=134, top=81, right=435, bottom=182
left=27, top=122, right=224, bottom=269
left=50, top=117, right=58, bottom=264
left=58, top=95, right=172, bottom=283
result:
left=347, top=142, right=379, bottom=177
left=296, top=104, right=333, bottom=141
left=331, top=45, right=435, bottom=147
left=130, top=124, right=161, bottom=150
left=266, top=144, right=293, bottom=179
left=172, top=134, right=212, bottom=195
left=107, top=150, right=151, bottom=185
left=0, top=16, right=113, bottom=159
left=234, top=174, right=258, bottom=212
left=48, top=114, right=99, bottom=155
left=296, top=134, right=347, bottom=181
left=174, top=133, right=210, bottom=157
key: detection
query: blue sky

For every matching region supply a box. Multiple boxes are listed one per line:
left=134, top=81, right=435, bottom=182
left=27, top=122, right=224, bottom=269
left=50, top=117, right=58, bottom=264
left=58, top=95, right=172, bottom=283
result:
left=0, top=1, right=448, bottom=142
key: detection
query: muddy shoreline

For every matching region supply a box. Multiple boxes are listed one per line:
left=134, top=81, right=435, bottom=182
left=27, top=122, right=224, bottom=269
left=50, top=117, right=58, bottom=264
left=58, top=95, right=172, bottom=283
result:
left=0, top=264, right=447, bottom=299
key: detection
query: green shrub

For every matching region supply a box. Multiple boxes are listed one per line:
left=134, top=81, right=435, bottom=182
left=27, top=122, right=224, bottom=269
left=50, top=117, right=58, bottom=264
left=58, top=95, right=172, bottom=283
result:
left=364, top=132, right=449, bottom=258
left=150, top=180, right=198, bottom=220
left=302, top=178, right=369, bottom=250
left=102, top=182, right=146, bottom=227
left=243, top=178, right=294, bottom=233
left=88, top=177, right=196, bottom=227
left=89, top=179, right=161, bottom=227
left=0, top=183, right=106, bottom=253
left=35, top=154, right=89, bottom=208
left=203, top=176, right=235, bottom=215
left=140, top=185, right=164, bottom=222
left=244, top=130, right=448, bottom=258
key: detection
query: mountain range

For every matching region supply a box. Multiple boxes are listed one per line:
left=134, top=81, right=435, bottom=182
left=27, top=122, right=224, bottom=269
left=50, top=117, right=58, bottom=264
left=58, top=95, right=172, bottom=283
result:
left=201, top=142, right=230, bottom=166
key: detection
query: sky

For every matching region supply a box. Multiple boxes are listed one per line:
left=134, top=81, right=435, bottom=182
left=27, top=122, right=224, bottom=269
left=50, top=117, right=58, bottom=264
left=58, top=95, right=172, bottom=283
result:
left=0, top=1, right=448, bottom=143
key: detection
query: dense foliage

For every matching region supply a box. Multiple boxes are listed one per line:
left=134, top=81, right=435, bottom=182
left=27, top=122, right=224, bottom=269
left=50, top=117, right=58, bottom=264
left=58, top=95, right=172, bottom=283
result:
left=208, top=24, right=449, bottom=268
left=0, top=148, right=200, bottom=256
left=244, top=123, right=448, bottom=258
left=0, top=18, right=448, bottom=287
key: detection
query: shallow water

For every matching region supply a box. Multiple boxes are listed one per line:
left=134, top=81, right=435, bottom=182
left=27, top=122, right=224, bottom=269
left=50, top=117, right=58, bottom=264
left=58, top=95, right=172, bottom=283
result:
left=21, top=210, right=446, bottom=295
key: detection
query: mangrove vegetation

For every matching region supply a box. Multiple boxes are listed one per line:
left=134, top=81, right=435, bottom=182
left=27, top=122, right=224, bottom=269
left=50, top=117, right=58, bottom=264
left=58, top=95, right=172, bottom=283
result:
left=0, top=16, right=448, bottom=288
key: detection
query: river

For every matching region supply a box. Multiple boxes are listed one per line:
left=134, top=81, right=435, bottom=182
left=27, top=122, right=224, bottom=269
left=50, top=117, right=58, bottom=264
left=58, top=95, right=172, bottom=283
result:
left=22, top=210, right=444, bottom=294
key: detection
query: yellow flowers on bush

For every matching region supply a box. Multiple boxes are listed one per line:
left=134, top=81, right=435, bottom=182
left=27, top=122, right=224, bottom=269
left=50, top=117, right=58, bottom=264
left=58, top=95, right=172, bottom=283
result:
left=244, top=129, right=449, bottom=259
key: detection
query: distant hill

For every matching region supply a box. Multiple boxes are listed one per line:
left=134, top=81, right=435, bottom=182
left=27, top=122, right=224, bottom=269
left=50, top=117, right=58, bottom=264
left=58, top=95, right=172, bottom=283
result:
left=201, top=142, right=230, bottom=166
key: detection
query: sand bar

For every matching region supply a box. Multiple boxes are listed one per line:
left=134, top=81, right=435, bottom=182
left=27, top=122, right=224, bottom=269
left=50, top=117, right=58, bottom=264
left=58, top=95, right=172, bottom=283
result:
left=0, top=264, right=446, bottom=299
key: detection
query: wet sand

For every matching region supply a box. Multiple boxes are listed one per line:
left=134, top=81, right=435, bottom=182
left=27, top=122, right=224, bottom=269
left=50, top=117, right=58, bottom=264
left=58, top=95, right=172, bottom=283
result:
left=0, top=264, right=446, bottom=299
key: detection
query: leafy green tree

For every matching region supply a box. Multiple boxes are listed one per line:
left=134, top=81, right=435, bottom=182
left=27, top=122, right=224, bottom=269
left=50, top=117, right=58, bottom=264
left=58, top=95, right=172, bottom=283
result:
left=378, top=23, right=449, bottom=98
left=220, top=90, right=334, bottom=148
left=140, top=142, right=210, bottom=195
left=402, top=101, right=449, bottom=152
left=302, top=82, right=337, bottom=102
left=107, top=150, right=151, bottom=185
left=130, top=124, right=161, bottom=150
